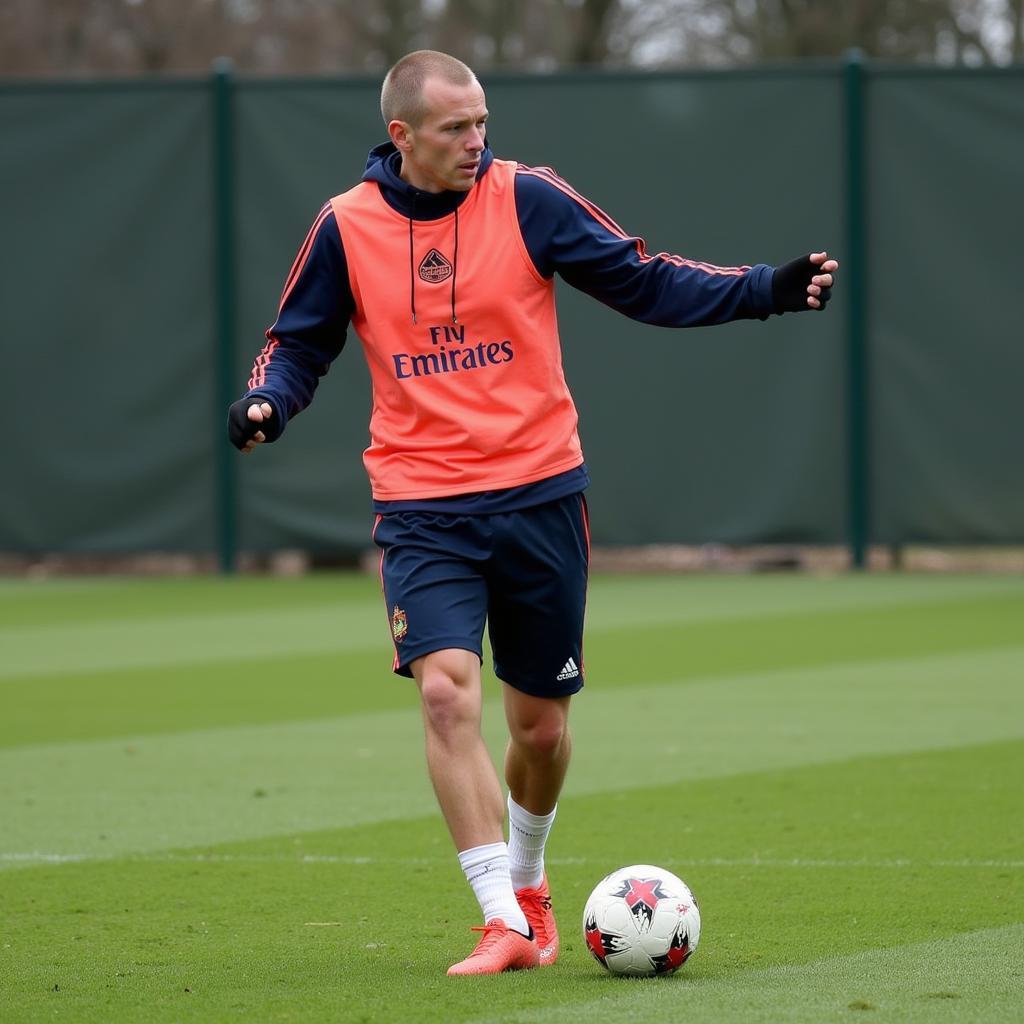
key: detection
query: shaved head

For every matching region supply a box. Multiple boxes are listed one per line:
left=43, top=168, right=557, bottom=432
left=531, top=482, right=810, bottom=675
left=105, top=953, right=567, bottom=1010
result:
left=381, top=50, right=478, bottom=127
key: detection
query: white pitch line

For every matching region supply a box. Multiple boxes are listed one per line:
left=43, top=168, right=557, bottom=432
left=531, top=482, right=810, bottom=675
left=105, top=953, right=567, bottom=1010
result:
left=0, top=852, right=89, bottom=864
left=3, top=852, right=1022, bottom=869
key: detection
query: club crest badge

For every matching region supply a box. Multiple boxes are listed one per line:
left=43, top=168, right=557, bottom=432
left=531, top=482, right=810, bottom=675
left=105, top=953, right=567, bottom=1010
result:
left=418, top=248, right=453, bottom=283
left=391, top=605, right=408, bottom=643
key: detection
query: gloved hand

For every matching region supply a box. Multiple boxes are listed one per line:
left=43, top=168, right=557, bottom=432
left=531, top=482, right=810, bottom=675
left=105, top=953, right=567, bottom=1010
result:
left=772, top=252, right=837, bottom=314
left=227, top=397, right=279, bottom=451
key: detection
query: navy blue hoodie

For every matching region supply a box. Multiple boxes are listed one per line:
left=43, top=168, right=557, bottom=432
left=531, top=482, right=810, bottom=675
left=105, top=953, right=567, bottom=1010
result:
left=247, top=143, right=776, bottom=512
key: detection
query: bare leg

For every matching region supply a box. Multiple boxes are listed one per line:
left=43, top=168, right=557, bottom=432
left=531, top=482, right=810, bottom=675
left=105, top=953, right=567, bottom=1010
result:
left=502, top=685, right=572, bottom=815
left=412, top=648, right=504, bottom=850
left=502, top=684, right=569, bottom=962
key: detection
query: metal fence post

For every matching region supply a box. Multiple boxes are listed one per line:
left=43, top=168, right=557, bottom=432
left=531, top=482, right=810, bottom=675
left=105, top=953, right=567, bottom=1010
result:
left=844, top=50, right=870, bottom=570
left=212, top=58, right=238, bottom=573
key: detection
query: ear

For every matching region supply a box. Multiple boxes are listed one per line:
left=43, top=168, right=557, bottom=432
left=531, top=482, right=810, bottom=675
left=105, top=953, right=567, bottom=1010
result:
left=388, top=119, right=413, bottom=152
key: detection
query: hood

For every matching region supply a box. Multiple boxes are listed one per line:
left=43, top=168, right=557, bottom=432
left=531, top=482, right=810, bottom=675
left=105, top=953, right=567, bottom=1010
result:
left=361, top=141, right=494, bottom=325
left=361, top=141, right=494, bottom=220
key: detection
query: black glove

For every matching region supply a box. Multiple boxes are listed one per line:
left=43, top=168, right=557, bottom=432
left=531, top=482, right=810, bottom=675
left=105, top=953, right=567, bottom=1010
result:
left=227, top=396, right=280, bottom=449
left=772, top=254, right=833, bottom=314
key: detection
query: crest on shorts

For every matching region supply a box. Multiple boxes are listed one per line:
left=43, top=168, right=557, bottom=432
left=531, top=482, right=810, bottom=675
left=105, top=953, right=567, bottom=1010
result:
left=391, top=605, right=408, bottom=643
left=418, top=249, right=452, bottom=283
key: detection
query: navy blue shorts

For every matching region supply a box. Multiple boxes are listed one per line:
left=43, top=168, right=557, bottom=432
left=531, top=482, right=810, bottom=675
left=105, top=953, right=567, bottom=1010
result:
left=372, top=493, right=590, bottom=698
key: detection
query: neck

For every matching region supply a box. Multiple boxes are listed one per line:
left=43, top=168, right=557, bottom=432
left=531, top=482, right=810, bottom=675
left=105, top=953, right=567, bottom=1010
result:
left=399, top=159, right=445, bottom=194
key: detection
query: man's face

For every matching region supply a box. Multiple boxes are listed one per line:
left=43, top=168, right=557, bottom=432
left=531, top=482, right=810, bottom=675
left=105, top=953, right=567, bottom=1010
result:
left=397, top=76, right=488, bottom=193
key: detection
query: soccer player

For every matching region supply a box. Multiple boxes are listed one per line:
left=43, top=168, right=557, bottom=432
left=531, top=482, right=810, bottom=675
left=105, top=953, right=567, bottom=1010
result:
left=228, top=50, right=837, bottom=976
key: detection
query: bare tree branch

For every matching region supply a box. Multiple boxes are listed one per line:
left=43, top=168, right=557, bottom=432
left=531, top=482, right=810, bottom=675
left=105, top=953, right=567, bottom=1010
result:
left=0, top=0, right=1017, bottom=75
left=570, top=0, right=620, bottom=64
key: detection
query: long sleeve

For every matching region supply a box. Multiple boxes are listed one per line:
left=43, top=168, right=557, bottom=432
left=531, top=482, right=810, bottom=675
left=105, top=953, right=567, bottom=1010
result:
left=244, top=203, right=354, bottom=438
left=514, top=165, right=775, bottom=327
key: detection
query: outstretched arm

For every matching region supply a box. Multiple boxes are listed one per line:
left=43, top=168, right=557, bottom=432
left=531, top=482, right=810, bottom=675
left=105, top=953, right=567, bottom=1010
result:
left=514, top=166, right=837, bottom=325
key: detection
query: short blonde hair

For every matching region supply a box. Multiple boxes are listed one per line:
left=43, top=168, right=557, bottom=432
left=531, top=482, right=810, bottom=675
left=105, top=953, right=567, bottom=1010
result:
left=381, top=50, right=477, bottom=127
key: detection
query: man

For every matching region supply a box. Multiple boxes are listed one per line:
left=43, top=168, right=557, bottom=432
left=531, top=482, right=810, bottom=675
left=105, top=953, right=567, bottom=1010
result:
left=228, top=50, right=837, bottom=976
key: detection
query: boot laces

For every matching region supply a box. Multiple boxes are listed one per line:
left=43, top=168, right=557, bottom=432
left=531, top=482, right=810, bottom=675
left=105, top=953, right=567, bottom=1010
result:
left=469, top=922, right=508, bottom=953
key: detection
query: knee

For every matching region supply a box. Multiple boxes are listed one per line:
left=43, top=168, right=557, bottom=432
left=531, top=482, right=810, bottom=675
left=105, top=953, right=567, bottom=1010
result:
left=416, top=654, right=478, bottom=736
left=511, top=713, right=569, bottom=760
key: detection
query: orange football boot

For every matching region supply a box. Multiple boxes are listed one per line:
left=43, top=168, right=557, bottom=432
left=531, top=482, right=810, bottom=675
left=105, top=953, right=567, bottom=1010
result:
left=515, top=876, right=559, bottom=966
left=446, top=919, right=539, bottom=976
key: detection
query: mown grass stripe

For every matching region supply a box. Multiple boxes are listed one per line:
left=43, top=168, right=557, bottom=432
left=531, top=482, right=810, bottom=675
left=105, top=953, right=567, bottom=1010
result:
left=2, top=574, right=1021, bottom=680
left=2, top=571, right=1020, bottom=617
left=6, top=852, right=1021, bottom=869
left=2, top=647, right=1019, bottom=863
left=3, top=584, right=1021, bottom=753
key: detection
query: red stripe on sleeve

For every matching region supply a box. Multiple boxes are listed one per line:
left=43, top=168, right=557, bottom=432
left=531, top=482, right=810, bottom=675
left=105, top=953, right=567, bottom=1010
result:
left=246, top=204, right=333, bottom=391
left=518, top=165, right=749, bottom=277
left=279, top=203, right=333, bottom=306
left=247, top=337, right=280, bottom=390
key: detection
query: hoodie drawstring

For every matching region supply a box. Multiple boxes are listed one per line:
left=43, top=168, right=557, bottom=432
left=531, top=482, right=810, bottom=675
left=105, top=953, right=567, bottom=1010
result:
left=408, top=217, right=417, bottom=325
left=408, top=207, right=460, bottom=326
left=450, top=206, right=459, bottom=325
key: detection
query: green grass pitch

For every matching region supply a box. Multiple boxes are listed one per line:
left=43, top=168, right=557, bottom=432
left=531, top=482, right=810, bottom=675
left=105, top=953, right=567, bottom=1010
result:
left=1, top=572, right=1022, bottom=1022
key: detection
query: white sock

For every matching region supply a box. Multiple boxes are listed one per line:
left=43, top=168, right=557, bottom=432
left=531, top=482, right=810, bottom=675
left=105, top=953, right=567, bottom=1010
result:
left=457, top=842, right=530, bottom=935
left=507, top=795, right=557, bottom=891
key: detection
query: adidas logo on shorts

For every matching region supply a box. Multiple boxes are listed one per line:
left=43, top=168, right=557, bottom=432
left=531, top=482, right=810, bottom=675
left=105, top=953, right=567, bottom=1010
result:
left=556, top=657, right=580, bottom=681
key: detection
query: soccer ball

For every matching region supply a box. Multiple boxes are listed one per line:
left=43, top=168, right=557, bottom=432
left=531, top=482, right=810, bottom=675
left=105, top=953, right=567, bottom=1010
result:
left=582, top=864, right=700, bottom=976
